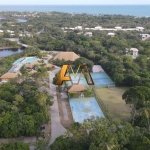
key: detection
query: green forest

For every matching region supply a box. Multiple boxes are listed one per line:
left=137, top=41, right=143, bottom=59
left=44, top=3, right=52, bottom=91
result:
left=0, top=79, right=53, bottom=137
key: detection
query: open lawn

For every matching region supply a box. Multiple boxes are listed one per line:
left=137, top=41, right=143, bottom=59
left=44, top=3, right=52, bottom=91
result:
left=95, top=87, right=131, bottom=122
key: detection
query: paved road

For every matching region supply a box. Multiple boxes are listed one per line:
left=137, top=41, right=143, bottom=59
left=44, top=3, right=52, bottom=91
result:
left=49, top=67, right=66, bottom=144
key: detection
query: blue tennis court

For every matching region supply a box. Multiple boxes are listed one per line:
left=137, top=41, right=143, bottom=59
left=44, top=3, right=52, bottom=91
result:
left=70, top=97, right=104, bottom=123
left=91, top=72, right=115, bottom=88
left=67, top=72, right=115, bottom=88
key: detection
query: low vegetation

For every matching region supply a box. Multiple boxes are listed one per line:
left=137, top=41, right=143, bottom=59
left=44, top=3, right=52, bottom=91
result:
left=94, top=87, right=131, bottom=122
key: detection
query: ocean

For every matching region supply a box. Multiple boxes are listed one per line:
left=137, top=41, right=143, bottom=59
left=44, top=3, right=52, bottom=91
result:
left=0, top=5, right=150, bottom=16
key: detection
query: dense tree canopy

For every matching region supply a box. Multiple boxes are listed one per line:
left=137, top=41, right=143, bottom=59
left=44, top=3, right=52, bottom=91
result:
left=50, top=118, right=150, bottom=150
left=0, top=142, right=29, bottom=150
left=0, top=79, right=53, bottom=138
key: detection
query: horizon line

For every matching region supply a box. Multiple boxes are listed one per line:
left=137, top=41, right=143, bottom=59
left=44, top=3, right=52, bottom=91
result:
left=0, top=4, right=150, bottom=6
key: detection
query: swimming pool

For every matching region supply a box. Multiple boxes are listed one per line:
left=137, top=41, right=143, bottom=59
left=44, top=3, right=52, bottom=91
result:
left=22, top=57, right=38, bottom=65
left=13, top=58, right=24, bottom=65
left=70, top=97, right=104, bottom=123
left=67, top=72, right=115, bottom=88
left=13, top=57, right=38, bottom=65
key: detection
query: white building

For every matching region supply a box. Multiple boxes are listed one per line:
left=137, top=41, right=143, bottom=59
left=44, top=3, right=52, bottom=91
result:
left=75, top=26, right=83, bottom=30
left=85, top=28, right=90, bottom=30
left=64, top=27, right=68, bottom=30
left=136, top=27, right=144, bottom=31
left=140, top=34, right=150, bottom=40
left=102, top=28, right=117, bottom=31
left=84, top=32, right=93, bottom=37
left=107, top=32, right=115, bottom=36
left=7, top=30, right=14, bottom=34
left=94, top=26, right=102, bottom=30
left=130, top=48, right=139, bottom=57
left=69, top=28, right=75, bottom=30
left=10, top=34, right=15, bottom=36
left=19, top=34, right=25, bottom=37
left=123, top=28, right=137, bottom=31
left=26, top=33, right=32, bottom=37
left=115, top=26, right=122, bottom=30
left=0, top=30, right=3, bottom=33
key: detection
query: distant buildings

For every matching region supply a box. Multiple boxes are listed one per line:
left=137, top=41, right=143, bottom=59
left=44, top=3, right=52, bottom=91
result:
left=130, top=48, right=139, bottom=57
left=84, top=32, right=93, bottom=37
left=94, top=26, right=102, bottom=30
left=136, top=27, right=144, bottom=32
left=107, top=32, right=115, bottom=37
left=140, top=34, right=150, bottom=40
left=115, top=26, right=122, bottom=30
left=74, top=26, right=83, bottom=30
left=62, top=26, right=145, bottom=32
left=126, top=48, right=139, bottom=58
left=19, top=33, right=32, bottom=37
left=0, top=30, right=3, bottom=33
left=10, top=34, right=15, bottom=37
left=7, top=30, right=14, bottom=34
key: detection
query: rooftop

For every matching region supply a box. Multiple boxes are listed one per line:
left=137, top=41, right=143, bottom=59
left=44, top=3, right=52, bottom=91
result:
left=53, top=52, right=80, bottom=62
left=26, top=61, right=41, bottom=68
left=130, top=48, right=139, bottom=52
left=68, top=84, right=87, bottom=93
left=0, top=72, right=18, bottom=79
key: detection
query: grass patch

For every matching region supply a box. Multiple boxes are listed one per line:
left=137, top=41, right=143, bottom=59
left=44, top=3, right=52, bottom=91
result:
left=94, top=87, right=131, bottom=122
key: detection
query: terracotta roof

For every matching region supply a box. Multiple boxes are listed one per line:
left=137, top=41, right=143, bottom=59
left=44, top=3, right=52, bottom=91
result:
left=0, top=73, right=18, bottom=79
left=44, top=64, right=54, bottom=68
left=53, top=52, right=80, bottom=61
left=68, top=84, right=87, bottom=93
left=26, top=61, right=41, bottom=68
left=29, top=70, right=37, bottom=75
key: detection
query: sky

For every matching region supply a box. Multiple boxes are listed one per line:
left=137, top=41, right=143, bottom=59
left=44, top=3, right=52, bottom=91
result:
left=0, top=0, right=150, bottom=5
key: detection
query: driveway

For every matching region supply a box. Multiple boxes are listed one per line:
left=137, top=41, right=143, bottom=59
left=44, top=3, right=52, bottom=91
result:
left=49, top=67, right=66, bottom=144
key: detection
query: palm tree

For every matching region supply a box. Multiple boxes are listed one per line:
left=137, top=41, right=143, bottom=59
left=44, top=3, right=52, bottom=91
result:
left=140, top=105, right=150, bottom=132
